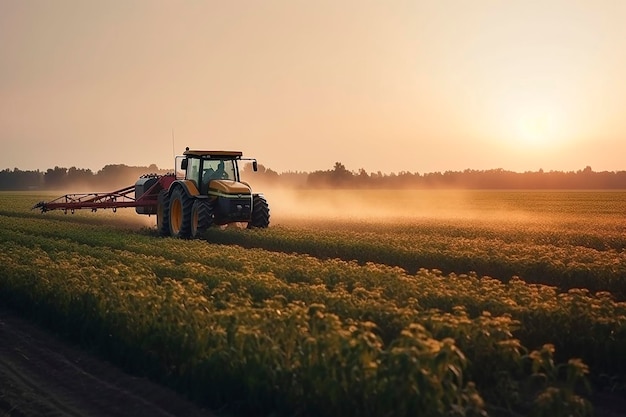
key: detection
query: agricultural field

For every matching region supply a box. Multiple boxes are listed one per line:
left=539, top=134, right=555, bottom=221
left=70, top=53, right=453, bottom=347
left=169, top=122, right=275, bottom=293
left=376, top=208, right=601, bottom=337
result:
left=1, top=190, right=625, bottom=417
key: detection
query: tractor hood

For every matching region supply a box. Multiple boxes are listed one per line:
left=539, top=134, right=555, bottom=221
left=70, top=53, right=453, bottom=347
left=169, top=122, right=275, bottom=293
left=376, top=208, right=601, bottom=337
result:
left=208, top=180, right=251, bottom=197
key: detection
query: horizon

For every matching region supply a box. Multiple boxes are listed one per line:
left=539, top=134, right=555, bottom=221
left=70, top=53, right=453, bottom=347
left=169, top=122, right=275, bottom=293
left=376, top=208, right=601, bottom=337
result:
left=1, top=160, right=619, bottom=176
left=2, top=1, right=626, bottom=174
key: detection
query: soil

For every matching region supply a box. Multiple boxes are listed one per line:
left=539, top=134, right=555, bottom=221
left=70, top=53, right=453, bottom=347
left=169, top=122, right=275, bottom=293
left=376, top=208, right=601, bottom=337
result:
left=0, top=307, right=216, bottom=417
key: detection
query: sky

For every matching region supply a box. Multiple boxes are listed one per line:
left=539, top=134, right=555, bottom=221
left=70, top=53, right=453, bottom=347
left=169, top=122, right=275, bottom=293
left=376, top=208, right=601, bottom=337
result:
left=1, top=0, right=625, bottom=175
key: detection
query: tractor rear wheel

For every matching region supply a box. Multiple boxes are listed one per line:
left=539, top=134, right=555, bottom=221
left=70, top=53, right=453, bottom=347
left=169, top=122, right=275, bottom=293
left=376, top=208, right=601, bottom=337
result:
left=156, top=190, right=170, bottom=237
left=168, top=187, right=193, bottom=238
left=247, top=194, right=270, bottom=228
left=191, top=200, right=213, bottom=239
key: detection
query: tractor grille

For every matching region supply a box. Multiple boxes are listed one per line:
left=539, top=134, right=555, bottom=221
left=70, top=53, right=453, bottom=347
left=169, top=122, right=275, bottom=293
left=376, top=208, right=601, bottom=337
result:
left=217, top=196, right=252, bottom=221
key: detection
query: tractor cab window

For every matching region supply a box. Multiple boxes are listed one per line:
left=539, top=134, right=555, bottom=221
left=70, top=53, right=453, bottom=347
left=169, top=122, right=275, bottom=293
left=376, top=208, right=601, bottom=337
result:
left=186, top=157, right=202, bottom=188
left=202, top=159, right=236, bottom=184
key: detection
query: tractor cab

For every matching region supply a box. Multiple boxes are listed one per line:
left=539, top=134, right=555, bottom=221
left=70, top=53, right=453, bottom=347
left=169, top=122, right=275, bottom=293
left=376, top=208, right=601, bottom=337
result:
left=177, top=149, right=254, bottom=194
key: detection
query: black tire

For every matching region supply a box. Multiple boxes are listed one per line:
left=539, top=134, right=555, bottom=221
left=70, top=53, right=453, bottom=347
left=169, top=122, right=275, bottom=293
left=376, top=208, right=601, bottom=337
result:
left=156, top=190, right=170, bottom=237
left=168, top=187, right=193, bottom=238
left=191, top=199, right=213, bottom=239
left=247, top=194, right=270, bottom=229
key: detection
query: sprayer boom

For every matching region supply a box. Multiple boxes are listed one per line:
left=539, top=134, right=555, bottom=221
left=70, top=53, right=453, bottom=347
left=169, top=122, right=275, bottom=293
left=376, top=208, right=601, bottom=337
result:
left=32, top=174, right=175, bottom=214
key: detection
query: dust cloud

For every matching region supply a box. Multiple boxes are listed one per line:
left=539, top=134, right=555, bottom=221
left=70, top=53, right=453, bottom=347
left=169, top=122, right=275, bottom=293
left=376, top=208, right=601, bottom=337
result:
left=261, top=186, right=540, bottom=227
left=53, top=186, right=564, bottom=232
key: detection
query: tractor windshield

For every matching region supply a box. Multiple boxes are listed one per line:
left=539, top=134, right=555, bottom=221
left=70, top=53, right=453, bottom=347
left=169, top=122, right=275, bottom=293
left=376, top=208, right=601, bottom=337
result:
left=202, top=159, right=237, bottom=182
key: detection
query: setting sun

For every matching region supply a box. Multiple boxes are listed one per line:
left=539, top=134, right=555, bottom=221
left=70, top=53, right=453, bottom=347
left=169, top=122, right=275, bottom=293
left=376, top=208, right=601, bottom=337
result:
left=515, top=111, right=555, bottom=147
left=493, top=98, right=569, bottom=155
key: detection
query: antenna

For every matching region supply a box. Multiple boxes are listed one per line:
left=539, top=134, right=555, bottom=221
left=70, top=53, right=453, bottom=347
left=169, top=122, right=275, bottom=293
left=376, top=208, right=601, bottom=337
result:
left=171, top=128, right=175, bottom=171
left=172, top=128, right=175, bottom=158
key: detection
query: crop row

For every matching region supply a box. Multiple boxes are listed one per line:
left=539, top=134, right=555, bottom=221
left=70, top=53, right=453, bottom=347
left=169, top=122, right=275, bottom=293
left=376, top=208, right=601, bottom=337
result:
left=8, top=213, right=626, bottom=375
left=1, top=211, right=622, bottom=416
left=200, top=219, right=626, bottom=300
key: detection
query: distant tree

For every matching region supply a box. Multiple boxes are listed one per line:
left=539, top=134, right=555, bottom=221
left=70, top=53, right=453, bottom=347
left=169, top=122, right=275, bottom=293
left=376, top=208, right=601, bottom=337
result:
left=355, top=168, right=369, bottom=187
left=44, top=167, right=68, bottom=189
left=94, top=164, right=168, bottom=189
left=331, top=162, right=353, bottom=186
left=0, top=168, right=43, bottom=190
left=240, top=162, right=280, bottom=187
left=67, top=167, right=94, bottom=186
left=306, top=169, right=332, bottom=188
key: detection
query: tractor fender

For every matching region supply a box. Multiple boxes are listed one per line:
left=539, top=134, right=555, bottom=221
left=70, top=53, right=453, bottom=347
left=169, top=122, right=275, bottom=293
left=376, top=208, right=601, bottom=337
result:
left=167, top=180, right=205, bottom=198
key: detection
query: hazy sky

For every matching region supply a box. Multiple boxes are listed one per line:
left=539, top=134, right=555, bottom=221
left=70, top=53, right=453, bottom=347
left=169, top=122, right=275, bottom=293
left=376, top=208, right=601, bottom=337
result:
left=2, top=0, right=625, bottom=174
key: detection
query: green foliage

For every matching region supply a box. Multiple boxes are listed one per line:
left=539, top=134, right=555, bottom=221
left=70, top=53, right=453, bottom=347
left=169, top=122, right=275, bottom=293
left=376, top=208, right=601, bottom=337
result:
left=526, top=345, right=593, bottom=417
left=202, top=217, right=626, bottom=299
left=2, top=191, right=622, bottom=417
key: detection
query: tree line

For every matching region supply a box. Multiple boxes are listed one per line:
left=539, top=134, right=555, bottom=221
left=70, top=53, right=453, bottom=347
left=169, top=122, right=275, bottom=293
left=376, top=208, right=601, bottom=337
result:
left=0, top=164, right=169, bottom=191
left=244, top=163, right=626, bottom=189
left=1, top=162, right=625, bottom=191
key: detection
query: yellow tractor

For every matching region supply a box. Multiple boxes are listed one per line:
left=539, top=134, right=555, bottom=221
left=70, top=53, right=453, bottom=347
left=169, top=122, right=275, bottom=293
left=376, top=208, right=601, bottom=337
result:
left=157, top=147, right=270, bottom=238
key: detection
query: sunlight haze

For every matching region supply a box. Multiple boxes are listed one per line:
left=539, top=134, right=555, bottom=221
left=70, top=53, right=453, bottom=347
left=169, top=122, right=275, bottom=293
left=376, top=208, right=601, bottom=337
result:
left=1, top=0, right=625, bottom=174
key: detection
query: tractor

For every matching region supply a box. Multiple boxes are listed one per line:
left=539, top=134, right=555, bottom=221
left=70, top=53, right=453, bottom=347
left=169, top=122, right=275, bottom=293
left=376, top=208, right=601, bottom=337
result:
left=159, top=148, right=270, bottom=238
left=33, top=147, right=270, bottom=238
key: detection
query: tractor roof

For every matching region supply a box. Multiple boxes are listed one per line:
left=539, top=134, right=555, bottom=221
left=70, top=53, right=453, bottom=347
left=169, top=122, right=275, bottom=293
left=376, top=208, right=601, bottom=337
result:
left=183, top=150, right=243, bottom=158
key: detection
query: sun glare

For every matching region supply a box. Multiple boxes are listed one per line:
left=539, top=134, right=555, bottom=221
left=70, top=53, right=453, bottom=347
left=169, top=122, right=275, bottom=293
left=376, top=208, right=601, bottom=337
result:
left=502, top=103, right=568, bottom=151
left=516, top=112, right=553, bottom=146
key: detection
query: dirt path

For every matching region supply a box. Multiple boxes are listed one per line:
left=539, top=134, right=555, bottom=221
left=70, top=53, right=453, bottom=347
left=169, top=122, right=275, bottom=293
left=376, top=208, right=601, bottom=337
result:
left=0, top=308, right=216, bottom=417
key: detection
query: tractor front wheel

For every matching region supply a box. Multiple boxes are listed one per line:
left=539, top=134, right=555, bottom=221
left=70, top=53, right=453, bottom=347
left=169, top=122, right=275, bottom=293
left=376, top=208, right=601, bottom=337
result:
left=247, top=194, right=270, bottom=229
left=169, top=187, right=193, bottom=238
left=191, top=200, right=213, bottom=239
